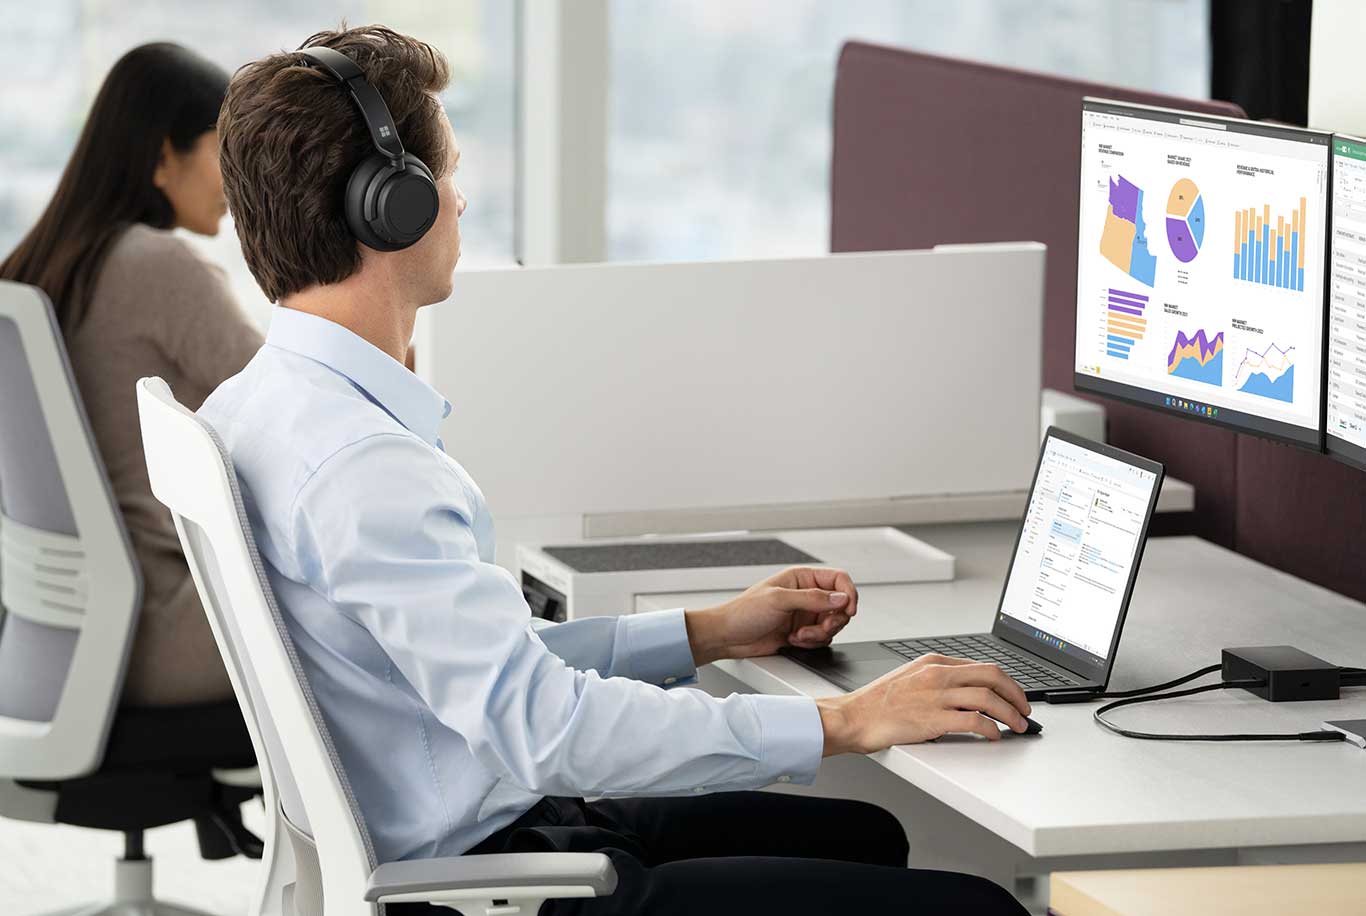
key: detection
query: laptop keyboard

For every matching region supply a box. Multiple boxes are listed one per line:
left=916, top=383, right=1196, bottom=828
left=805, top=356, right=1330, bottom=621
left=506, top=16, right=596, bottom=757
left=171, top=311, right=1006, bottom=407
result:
left=880, top=634, right=1077, bottom=691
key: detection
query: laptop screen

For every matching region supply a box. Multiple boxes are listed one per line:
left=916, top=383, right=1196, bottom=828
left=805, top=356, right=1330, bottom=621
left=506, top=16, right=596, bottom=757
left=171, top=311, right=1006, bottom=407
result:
left=994, top=431, right=1162, bottom=678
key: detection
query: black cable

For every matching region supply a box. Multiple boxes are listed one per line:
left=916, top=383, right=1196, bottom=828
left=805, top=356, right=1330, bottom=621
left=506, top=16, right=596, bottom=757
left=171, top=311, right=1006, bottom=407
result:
left=1096, top=663, right=1224, bottom=699
left=1340, top=667, right=1366, bottom=687
left=1050, top=661, right=1366, bottom=705
left=1094, top=679, right=1348, bottom=742
left=1043, top=663, right=1226, bottom=704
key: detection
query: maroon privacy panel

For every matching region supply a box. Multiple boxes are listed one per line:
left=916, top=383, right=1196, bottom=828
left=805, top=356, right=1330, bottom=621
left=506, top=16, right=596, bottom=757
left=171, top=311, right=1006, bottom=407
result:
left=1235, top=438, right=1366, bottom=601
left=829, top=41, right=1246, bottom=546
left=830, top=40, right=1366, bottom=602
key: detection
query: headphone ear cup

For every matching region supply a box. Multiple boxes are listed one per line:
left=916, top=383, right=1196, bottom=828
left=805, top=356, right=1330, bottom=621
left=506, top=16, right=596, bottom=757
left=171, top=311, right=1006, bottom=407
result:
left=344, top=153, right=440, bottom=253
left=344, top=155, right=404, bottom=252
left=382, top=153, right=440, bottom=244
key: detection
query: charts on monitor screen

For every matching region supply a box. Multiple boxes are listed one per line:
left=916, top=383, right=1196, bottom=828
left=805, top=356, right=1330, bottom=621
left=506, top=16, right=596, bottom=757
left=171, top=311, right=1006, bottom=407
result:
left=1074, top=100, right=1329, bottom=447
left=1327, top=135, right=1366, bottom=469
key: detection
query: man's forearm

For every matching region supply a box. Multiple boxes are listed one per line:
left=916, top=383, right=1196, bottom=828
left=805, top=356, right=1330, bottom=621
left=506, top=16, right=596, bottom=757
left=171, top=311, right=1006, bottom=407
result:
left=684, top=611, right=855, bottom=757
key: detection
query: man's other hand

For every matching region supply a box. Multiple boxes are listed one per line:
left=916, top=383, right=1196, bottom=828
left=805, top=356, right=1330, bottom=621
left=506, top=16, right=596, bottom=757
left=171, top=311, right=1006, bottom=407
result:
left=685, top=567, right=858, bottom=667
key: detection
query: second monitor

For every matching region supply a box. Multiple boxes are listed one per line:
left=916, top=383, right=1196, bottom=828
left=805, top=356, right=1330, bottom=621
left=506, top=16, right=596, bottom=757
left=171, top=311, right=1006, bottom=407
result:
left=1327, top=134, right=1366, bottom=470
left=1074, top=98, right=1331, bottom=448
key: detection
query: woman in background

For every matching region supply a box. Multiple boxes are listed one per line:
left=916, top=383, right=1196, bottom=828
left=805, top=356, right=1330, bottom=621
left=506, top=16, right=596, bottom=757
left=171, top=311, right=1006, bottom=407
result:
left=0, top=43, right=263, bottom=705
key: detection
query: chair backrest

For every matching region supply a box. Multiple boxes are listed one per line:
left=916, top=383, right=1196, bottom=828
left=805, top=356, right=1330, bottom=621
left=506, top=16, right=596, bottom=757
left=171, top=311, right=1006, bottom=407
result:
left=0, top=281, right=140, bottom=780
left=136, top=376, right=380, bottom=916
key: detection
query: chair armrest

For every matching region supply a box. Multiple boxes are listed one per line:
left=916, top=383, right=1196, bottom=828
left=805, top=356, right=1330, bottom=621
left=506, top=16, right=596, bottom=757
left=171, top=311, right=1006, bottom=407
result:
left=364, top=852, right=618, bottom=903
left=211, top=766, right=261, bottom=788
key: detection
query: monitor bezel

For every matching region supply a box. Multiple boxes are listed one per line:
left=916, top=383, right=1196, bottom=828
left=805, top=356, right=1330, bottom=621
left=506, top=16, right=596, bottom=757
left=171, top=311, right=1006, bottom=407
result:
left=990, top=426, right=1165, bottom=688
left=1326, top=132, right=1366, bottom=472
left=1073, top=97, right=1333, bottom=452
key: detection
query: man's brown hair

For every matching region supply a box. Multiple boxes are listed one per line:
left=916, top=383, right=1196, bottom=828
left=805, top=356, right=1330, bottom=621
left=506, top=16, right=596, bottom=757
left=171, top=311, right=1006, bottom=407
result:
left=218, top=25, right=450, bottom=302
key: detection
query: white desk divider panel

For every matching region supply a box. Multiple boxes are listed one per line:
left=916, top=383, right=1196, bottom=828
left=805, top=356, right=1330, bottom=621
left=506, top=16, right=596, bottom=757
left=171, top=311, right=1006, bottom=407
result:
left=416, top=245, right=1046, bottom=574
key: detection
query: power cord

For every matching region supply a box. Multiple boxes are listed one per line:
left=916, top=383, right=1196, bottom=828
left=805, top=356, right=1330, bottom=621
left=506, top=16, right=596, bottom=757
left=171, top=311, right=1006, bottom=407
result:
left=1042, top=663, right=1225, bottom=704
left=1093, top=678, right=1348, bottom=742
left=1076, top=663, right=1366, bottom=748
left=1093, top=663, right=1223, bottom=699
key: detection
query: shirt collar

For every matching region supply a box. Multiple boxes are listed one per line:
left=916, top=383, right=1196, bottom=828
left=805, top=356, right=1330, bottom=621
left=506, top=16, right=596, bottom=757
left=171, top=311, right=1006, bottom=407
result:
left=265, top=306, right=451, bottom=447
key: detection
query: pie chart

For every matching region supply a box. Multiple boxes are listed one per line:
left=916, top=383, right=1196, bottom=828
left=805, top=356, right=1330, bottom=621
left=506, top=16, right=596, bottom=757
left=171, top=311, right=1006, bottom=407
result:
left=1165, top=177, right=1204, bottom=263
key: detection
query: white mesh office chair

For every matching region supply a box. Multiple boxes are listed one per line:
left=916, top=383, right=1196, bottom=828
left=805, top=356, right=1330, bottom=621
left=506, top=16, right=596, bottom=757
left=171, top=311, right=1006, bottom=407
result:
left=0, top=281, right=262, bottom=916
left=136, top=376, right=617, bottom=916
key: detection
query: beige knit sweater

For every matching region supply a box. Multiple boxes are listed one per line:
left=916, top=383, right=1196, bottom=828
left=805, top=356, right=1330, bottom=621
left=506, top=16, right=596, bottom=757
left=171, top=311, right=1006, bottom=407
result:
left=68, top=223, right=263, bottom=706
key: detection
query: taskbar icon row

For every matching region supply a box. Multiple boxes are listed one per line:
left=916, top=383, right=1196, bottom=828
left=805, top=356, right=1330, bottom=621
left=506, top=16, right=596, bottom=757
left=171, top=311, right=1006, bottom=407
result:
left=1165, top=395, right=1219, bottom=419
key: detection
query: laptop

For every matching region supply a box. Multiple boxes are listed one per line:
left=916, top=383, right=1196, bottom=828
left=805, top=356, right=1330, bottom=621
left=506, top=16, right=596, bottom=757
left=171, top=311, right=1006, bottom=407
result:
left=783, top=428, right=1164, bottom=700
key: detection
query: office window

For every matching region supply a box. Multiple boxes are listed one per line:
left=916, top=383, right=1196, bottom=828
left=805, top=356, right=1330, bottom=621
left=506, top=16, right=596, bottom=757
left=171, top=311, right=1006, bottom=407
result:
left=607, top=0, right=1211, bottom=262
left=0, top=1, right=514, bottom=326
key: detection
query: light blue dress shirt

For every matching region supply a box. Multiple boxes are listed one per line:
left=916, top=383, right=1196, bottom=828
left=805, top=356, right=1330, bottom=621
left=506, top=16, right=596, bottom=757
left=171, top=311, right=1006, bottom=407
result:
left=199, top=306, right=823, bottom=863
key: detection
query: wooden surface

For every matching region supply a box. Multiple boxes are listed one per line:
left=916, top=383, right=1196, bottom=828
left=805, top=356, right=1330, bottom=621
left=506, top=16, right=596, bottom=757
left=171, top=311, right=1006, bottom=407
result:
left=1049, top=862, right=1366, bottom=915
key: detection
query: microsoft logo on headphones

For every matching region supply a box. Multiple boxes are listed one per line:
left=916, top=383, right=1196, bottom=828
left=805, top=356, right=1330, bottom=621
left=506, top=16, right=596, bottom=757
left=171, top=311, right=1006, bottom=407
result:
left=380, top=125, right=392, bottom=138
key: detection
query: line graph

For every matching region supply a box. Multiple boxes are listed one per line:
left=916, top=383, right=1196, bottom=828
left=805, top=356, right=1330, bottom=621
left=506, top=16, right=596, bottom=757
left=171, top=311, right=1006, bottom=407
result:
left=1234, top=342, right=1296, bottom=403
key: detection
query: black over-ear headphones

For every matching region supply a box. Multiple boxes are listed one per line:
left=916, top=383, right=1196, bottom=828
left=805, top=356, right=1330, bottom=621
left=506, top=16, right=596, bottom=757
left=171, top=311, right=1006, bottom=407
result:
left=298, top=46, right=440, bottom=252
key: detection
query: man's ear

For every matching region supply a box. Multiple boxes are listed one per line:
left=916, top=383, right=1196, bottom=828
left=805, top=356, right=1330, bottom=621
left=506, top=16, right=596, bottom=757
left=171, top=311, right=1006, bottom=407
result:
left=151, top=137, right=175, bottom=190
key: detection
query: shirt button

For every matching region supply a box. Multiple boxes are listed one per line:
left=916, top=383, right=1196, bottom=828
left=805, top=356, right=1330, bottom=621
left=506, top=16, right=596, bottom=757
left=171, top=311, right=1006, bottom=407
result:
left=776, top=775, right=791, bottom=784
left=663, top=677, right=677, bottom=686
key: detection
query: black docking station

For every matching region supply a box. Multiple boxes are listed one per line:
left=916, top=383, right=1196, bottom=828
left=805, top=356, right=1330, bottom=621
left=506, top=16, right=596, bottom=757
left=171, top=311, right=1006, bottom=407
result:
left=1222, top=646, right=1341, bottom=702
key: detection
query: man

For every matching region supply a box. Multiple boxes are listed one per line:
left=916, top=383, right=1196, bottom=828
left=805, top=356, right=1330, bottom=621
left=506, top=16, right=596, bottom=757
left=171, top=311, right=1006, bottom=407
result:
left=205, top=25, right=1030, bottom=914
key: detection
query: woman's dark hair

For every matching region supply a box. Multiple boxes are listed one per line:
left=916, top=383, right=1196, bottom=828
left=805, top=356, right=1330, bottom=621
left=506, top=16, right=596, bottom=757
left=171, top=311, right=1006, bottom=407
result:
left=0, top=43, right=228, bottom=333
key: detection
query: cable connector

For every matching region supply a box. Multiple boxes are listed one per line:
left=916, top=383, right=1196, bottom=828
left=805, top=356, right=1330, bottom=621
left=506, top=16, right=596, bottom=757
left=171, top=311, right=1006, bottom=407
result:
left=1340, top=668, right=1366, bottom=689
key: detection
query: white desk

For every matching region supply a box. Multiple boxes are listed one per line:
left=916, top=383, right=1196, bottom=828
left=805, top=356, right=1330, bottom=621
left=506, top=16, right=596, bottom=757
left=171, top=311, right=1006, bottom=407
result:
left=637, top=523, right=1366, bottom=893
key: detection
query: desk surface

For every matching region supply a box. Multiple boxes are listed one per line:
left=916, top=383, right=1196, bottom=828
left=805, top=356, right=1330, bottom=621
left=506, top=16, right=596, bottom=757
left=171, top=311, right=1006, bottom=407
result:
left=638, top=523, right=1366, bottom=859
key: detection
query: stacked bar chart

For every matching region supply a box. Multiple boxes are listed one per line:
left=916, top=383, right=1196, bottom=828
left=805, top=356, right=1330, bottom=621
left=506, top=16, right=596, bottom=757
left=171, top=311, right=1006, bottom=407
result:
left=1233, top=197, right=1307, bottom=291
left=1105, top=288, right=1149, bottom=360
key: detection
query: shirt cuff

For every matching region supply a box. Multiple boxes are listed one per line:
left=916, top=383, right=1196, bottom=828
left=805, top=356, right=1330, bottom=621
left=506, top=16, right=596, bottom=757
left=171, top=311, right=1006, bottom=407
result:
left=748, top=694, right=824, bottom=788
left=620, top=608, right=697, bottom=687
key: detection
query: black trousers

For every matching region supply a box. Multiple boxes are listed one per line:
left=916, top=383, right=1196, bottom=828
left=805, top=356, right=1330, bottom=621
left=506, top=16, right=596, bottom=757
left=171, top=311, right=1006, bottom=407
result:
left=390, top=792, right=1025, bottom=915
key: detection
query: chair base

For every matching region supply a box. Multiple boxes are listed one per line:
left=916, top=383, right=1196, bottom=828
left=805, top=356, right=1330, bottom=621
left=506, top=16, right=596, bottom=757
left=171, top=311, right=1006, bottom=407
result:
left=42, top=904, right=218, bottom=916
left=35, top=854, right=217, bottom=916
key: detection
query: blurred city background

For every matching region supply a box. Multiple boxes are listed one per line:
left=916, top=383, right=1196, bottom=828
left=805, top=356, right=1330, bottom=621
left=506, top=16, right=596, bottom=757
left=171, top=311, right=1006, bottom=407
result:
left=1, top=0, right=1208, bottom=324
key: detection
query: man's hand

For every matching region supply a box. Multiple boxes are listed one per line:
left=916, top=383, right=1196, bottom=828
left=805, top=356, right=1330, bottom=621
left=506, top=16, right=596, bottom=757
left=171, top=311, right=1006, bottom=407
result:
left=815, top=654, right=1032, bottom=754
left=684, top=567, right=858, bottom=667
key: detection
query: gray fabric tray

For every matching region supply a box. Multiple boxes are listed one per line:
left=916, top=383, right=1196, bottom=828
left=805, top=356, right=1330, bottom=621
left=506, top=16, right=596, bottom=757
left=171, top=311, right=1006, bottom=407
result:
left=543, top=539, right=819, bottom=573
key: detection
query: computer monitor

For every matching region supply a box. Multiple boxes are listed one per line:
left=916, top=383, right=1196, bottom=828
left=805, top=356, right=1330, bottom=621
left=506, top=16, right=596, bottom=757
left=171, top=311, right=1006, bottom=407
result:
left=1074, top=98, right=1332, bottom=448
left=1327, top=134, right=1366, bottom=470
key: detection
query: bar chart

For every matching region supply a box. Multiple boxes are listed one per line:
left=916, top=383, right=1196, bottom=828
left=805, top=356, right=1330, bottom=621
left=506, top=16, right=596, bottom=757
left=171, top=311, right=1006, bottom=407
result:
left=1233, top=198, right=1307, bottom=291
left=1105, top=288, right=1149, bottom=360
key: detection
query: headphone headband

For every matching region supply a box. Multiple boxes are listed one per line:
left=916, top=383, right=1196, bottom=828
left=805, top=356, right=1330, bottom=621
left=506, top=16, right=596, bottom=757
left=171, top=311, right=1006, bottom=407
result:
left=299, top=47, right=406, bottom=168
left=294, top=45, right=439, bottom=251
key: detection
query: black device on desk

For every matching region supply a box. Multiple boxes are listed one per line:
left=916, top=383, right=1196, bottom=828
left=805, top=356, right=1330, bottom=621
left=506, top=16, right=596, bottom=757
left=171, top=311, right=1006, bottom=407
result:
left=783, top=428, right=1164, bottom=700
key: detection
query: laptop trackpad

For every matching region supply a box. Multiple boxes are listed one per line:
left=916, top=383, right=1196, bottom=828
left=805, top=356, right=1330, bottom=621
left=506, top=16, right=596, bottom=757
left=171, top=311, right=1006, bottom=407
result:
left=826, top=660, right=902, bottom=690
left=783, top=645, right=903, bottom=692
